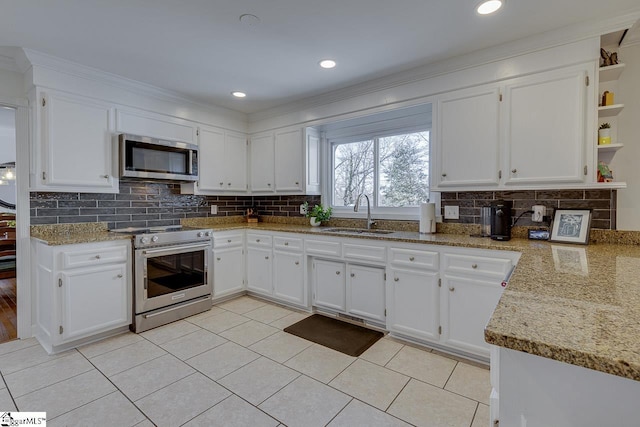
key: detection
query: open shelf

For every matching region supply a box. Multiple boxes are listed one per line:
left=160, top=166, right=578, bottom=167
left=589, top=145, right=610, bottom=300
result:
left=598, top=104, right=624, bottom=117
left=597, top=143, right=624, bottom=153
left=599, top=63, right=626, bottom=82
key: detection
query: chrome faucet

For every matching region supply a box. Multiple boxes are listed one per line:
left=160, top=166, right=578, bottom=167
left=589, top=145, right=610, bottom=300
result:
left=354, top=194, right=376, bottom=229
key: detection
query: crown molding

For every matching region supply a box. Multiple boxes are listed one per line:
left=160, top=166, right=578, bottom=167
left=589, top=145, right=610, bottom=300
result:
left=249, top=9, right=640, bottom=124
left=20, top=48, right=247, bottom=124
left=621, top=19, right=640, bottom=46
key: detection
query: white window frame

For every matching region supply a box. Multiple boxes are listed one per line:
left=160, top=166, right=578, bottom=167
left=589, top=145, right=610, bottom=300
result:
left=323, top=125, right=438, bottom=221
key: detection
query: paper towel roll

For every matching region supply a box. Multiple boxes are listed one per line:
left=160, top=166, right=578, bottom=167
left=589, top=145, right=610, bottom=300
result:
left=420, top=203, right=436, bottom=234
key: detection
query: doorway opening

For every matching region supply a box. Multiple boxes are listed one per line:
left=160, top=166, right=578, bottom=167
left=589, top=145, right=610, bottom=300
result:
left=0, top=106, right=17, bottom=343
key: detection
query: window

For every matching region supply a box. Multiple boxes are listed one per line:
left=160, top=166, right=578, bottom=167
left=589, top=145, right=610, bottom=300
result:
left=331, top=130, right=430, bottom=212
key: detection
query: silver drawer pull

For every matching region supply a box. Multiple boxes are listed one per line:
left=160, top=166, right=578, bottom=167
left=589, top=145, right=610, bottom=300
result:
left=101, top=174, right=109, bottom=179
left=472, top=264, right=478, bottom=269
left=219, top=182, right=224, bottom=186
left=117, top=274, right=123, bottom=278
left=336, top=271, right=340, bottom=275
left=295, top=261, right=299, bottom=265
left=256, top=239, right=261, bottom=242
left=284, top=242, right=289, bottom=246
left=94, top=255, right=101, bottom=259
left=449, top=287, right=455, bottom=292
left=227, top=239, right=232, bottom=243
left=394, top=277, right=399, bottom=282
left=216, top=257, right=221, bottom=261
left=409, top=256, right=415, bottom=261
left=511, top=169, right=517, bottom=174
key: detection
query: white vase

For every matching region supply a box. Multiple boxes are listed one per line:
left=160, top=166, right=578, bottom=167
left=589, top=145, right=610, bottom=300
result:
left=310, top=217, right=321, bottom=227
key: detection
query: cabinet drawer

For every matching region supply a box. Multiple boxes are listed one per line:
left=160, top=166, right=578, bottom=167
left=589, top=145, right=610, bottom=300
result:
left=343, top=243, right=386, bottom=263
left=213, top=233, right=244, bottom=249
left=305, top=239, right=341, bottom=257
left=443, top=253, right=512, bottom=278
left=61, top=245, right=128, bottom=269
left=247, top=233, right=272, bottom=247
left=273, top=235, right=303, bottom=251
left=389, top=247, right=439, bottom=270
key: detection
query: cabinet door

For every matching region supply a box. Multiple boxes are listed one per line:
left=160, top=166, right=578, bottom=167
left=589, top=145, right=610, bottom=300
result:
left=250, top=133, right=275, bottom=192
left=246, top=247, right=273, bottom=295
left=41, top=91, right=117, bottom=191
left=59, top=263, right=130, bottom=342
left=312, top=259, right=346, bottom=312
left=440, top=274, right=503, bottom=358
left=387, top=268, right=439, bottom=341
left=504, top=67, right=588, bottom=184
left=274, top=129, right=303, bottom=192
left=225, top=131, right=248, bottom=191
left=213, top=247, right=245, bottom=299
left=435, top=85, right=501, bottom=187
left=273, top=250, right=305, bottom=306
left=347, top=264, right=385, bottom=322
left=197, top=126, right=227, bottom=191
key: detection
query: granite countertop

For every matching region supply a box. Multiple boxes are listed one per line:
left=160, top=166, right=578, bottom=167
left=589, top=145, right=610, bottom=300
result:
left=30, top=220, right=640, bottom=381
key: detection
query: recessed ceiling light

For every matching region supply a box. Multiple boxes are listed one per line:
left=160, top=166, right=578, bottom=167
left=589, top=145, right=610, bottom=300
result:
left=476, top=0, right=503, bottom=15
left=319, top=59, right=337, bottom=69
left=231, top=91, right=246, bottom=98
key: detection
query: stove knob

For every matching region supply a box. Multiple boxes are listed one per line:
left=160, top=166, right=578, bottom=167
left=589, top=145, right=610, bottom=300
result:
left=151, top=236, right=159, bottom=243
left=205, top=231, right=212, bottom=237
left=197, top=231, right=204, bottom=238
left=140, top=236, right=150, bottom=245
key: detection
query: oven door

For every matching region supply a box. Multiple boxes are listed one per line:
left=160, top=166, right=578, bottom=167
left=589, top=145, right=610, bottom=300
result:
left=135, top=242, right=212, bottom=314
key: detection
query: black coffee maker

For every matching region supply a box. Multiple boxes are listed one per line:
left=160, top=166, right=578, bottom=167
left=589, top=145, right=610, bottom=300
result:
left=490, top=200, right=512, bottom=241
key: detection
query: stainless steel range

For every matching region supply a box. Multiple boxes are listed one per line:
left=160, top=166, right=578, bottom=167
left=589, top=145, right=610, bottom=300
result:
left=111, top=225, right=213, bottom=332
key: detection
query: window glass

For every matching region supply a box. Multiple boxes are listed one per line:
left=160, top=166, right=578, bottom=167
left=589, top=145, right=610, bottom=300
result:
left=332, top=140, right=374, bottom=207
left=378, top=131, right=430, bottom=207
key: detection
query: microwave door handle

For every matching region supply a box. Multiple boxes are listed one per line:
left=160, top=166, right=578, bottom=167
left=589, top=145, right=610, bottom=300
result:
left=188, top=150, right=193, bottom=175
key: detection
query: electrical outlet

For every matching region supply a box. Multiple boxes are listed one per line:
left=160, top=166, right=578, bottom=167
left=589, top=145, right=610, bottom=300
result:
left=210, top=205, right=218, bottom=215
left=532, top=205, right=546, bottom=222
left=300, top=204, right=307, bottom=215
left=444, top=206, right=459, bottom=220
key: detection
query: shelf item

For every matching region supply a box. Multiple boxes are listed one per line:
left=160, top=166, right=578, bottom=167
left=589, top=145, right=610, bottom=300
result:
left=599, top=63, right=625, bottom=83
left=597, top=143, right=624, bottom=153
left=598, top=104, right=624, bottom=117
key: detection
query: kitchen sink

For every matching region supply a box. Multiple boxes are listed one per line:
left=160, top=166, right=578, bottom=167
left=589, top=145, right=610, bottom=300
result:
left=322, top=228, right=396, bottom=235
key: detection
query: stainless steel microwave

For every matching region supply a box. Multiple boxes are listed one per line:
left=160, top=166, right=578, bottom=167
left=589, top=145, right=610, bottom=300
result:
left=119, top=134, right=198, bottom=182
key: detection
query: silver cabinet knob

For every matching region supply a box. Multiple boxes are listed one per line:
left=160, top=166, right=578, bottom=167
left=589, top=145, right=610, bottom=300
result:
left=409, top=256, right=415, bottom=261
left=265, top=256, right=269, bottom=260
left=219, top=182, right=224, bottom=186
left=216, top=257, right=221, bottom=261
left=295, top=261, right=299, bottom=265
left=449, top=287, right=455, bottom=292
left=284, top=242, right=289, bottom=246
left=472, top=264, right=478, bottom=269
left=101, top=174, right=109, bottom=179
left=256, top=239, right=261, bottom=242
left=336, top=271, right=341, bottom=275
left=267, top=183, right=271, bottom=186
left=442, top=173, right=447, bottom=177
left=94, top=255, right=101, bottom=259
left=227, top=239, right=232, bottom=243
left=394, top=277, right=399, bottom=282
left=295, top=181, right=299, bottom=185
left=117, top=274, right=123, bottom=278
left=350, top=273, right=355, bottom=277
left=511, top=169, right=517, bottom=173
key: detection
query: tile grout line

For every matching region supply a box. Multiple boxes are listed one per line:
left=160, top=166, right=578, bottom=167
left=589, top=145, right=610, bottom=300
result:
left=442, top=360, right=459, bottom=389
left=321, top=396, right=354, bottom=427
left=0, top=371, right=18, bottom=412
left=468, top=402, right=481, bottom=427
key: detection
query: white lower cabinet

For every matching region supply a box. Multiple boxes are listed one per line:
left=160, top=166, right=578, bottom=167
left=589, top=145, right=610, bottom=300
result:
left=247, top=246, right=273, bottom=295
left=440, top=274, right=503, bottom=356
left=347, top=264, right=386, bottom=322
left=311, top=256, right=385, bottom=324
left=32, top=239, right=132, bottom=353
left=312, top=259, right=346, bottom=311
left=213, top=246, right=245, bottom=299
left=387, top=267, right=440, bottom=341
left=273, top=250, right=305, bottom=306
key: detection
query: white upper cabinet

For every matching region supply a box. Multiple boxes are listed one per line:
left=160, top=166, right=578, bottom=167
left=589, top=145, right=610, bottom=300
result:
left=195, top=126, right=247, bottom=193
left=435, top=85, right=501, bottom=188
left=35, top=90, right=118, bottom=192
left=249, top=127, right=321, bottom=195
left=503, top=65, right=589, bottom=185
left=250, top=132, right=275, bottom=192
left=275, top=128, right=304, bottom=192
left=115, top=108, right=197, bottom=144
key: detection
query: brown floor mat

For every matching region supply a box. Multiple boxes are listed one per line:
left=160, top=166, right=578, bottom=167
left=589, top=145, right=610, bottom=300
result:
left=284, top=314, right=383, bottom=357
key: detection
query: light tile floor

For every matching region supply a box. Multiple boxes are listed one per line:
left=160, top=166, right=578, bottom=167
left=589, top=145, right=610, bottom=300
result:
left=0, top=296, right=491, bottom=426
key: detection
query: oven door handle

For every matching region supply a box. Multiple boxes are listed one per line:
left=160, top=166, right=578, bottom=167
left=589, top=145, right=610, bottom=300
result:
left=141, top=243, right=211, bottom=256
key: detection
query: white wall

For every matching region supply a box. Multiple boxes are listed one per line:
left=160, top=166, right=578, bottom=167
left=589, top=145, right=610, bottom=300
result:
left=610, top=42, right=640, bottom=230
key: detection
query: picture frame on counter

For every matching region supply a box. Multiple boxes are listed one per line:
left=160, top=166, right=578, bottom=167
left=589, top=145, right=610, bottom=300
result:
left=550, top=209, right=592, bottom=245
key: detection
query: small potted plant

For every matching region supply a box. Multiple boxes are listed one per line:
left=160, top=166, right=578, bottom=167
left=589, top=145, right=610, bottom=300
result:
left=303, top=201, right=332, bottom=227
left=598, top=123, right=611, bottom=145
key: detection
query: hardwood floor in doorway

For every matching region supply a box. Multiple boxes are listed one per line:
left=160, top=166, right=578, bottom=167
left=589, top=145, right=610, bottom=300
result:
left=0, top=278, right=17, bottom=343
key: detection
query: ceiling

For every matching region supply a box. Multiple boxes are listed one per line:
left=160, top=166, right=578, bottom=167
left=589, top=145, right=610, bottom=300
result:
left=1, top=1, right=639, bottom=115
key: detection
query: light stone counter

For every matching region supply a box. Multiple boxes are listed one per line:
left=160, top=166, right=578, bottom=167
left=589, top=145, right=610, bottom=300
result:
left=31, top=219, right=640, bottom=381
